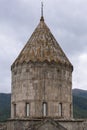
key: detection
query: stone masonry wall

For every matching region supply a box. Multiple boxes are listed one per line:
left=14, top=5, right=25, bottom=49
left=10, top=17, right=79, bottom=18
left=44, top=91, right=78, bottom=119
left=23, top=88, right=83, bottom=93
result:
left=11, top=62, right=72, bottom=119
left=6, top=119, right=86, bottom=130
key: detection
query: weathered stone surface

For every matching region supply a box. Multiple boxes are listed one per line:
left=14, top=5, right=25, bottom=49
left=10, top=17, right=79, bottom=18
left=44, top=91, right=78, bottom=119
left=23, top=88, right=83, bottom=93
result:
left=12, top=18, right=73, bottom=69
left=7, top=15, right=87, bottom=130
left=34, top=119, right=67, bottom=130
left=6, top=118, right=87, bottom=130
left=11, top=15, right=73, bottom=119
left=0, top=123, right=7, bottom=130
left=11, top=62, right=72, bottom=118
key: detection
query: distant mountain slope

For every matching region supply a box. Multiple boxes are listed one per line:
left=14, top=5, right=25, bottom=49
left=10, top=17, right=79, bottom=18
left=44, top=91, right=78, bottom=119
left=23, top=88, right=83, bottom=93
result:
left=0, top=93, right=11, bottom=121
left=0, top=89, right=87, bottom=121
left=73, top=89, right=87, bottom=99
left=73, top=89, right=87, bottom=118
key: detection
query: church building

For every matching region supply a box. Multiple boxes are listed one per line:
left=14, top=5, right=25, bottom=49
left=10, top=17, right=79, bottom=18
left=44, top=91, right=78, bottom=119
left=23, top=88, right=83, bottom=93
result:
left=1, top=3, right=87, bottom=130
left=11, top=13, right=73, bottom=120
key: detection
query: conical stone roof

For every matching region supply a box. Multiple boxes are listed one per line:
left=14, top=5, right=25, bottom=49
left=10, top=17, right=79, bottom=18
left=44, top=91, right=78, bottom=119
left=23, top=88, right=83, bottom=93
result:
left=12, top=17, right=73, bottom=69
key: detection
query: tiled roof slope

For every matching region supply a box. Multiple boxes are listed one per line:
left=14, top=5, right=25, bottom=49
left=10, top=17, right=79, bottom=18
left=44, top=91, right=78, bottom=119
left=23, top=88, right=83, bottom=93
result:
left=12, top=17, right=73, bottom=68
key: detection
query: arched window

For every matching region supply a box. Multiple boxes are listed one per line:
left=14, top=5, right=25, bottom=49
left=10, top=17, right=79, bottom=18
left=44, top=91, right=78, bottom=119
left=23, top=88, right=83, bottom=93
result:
left=59, top=103, right=62, bottom=117
left=26, top=103, right=30, bottom=117
left=43, top=102, right=47, bottom=116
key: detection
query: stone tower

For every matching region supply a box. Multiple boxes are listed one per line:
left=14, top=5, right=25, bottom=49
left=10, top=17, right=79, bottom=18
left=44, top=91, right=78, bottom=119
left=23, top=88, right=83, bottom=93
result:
left=11, top=15, right=73, bottom=119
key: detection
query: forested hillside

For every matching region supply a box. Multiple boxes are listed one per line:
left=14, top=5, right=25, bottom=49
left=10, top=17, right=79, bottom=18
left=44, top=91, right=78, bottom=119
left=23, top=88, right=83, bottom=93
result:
left=73, top=89, right=87, bottom=118
left=0, top=94, right=11, bottom=122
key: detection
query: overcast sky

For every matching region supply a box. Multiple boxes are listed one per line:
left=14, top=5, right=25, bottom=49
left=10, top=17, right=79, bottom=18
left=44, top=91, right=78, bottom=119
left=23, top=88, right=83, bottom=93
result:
left=0, top=0, right=87, bottom=93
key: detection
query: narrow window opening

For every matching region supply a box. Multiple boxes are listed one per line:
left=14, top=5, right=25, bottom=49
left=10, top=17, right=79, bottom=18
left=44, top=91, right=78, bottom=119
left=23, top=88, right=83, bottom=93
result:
left=26, top=103, right=30, bottom=117
left=70, top=104, right=72, bottom=117
left=59, top=103, right=62, bottom=117
left=14, top=104, right=16, bottom=117
left=43, top=102, right=47, bottom=116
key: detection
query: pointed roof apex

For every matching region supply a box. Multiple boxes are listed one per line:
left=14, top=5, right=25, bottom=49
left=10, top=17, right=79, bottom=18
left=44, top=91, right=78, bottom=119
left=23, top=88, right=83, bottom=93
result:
left=11, top=1, right=73, bottom=70
left=40, top=16, right=44, bottom=21
left=12, top=17, right=73, bottom=70
left=40, top=1, right=44, bottom=21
